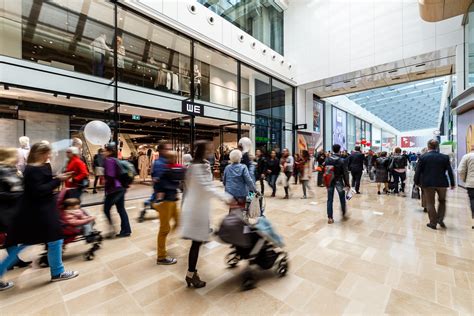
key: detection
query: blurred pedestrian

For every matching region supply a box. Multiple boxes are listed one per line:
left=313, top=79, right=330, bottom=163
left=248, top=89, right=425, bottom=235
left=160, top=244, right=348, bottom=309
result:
left=266, top=150, right=280, bottom=197
left=347, top=146, right=364, bottom=194
left=65, top=146, right=89, bottom=199
left=458, top=143, right=474, bottom=229
left=92, top=148, right=104, bottom=194
left=300, top=150, right=313, bottom=199
left=103, top=143, right=131, bottom=238
left=281, top=148, right=294, bottom=199
left=374, top=151, right=390, bottom=194
left=389, top=147, right=408, bottom=196
left=255, top=149, right=267, bottom=195
left=316, top=150, right=326, bottom=187
left=181, top=141, right=234, bottom=288
left=1, top=143, right=78, bottom=291
left=293, top=153, right=303, bottom=185
left=223, top=149, right=256, bottom=210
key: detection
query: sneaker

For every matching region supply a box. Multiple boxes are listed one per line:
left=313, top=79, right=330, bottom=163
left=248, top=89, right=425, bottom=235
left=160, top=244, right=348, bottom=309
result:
left=51, top=271, right=79, bottom=282
left=301, top=196, right=307, bottom=199
left=328, top=218, right=334, bottom=224
left=0, top=281, right=14, bottom=291
left=157, top=257, right=177, bottom=265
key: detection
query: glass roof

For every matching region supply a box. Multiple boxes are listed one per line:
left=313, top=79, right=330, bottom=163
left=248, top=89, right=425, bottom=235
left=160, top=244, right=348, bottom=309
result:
left=347, top=77, right=447, bottom=132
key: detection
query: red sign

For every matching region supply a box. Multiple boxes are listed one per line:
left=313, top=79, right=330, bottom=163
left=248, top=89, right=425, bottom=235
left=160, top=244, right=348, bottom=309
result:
left=401, top=137, right=416, bottom=147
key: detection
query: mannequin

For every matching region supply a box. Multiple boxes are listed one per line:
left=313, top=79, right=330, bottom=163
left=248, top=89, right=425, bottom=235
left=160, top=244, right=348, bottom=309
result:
left=194, top=64, right=201, bottom=99
left=91, top=34, right=112, bottom=77
left=138, top=150, right=149, bottom=182
left=16, top=136, right=30, bottom=173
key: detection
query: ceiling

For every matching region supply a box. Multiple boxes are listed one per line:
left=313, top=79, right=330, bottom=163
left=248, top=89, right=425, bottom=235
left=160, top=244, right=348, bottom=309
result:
left=347, top=77, right=447, bottom=132
left=303, top=47, right=455, bottom=98
left=418, top=0, right=472, bottom=22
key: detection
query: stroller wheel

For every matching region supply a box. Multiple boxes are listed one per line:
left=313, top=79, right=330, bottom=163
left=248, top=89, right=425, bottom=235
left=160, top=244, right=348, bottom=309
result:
left=277, top=259, right=288, bottom=277
left=241, top=270, right=256, bottom=291
left=84, top=252, right=95, bottom=261
left=225, top=251, right=240, bottom=268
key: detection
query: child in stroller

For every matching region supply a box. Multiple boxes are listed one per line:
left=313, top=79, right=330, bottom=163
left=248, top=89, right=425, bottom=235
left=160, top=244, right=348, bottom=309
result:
left=39, top=192, right=102, bottom=266
left=217, top=194, right=288, bottom=291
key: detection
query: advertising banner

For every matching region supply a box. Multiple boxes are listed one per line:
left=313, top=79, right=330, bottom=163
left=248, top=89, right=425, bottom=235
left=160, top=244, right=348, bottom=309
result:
left=313, top=98, right=322, bottom=133
left=332, top=107, right=347, bottom=150
left=297, top=131, right=323, bottom=156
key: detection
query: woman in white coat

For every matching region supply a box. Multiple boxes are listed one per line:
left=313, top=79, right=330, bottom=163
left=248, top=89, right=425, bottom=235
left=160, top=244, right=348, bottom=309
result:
left=181, top=140, right=234, bottom=288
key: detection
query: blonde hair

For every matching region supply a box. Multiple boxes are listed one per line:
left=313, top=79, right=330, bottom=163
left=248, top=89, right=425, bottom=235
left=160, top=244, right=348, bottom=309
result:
left=167, top=151, right=178, bottom=164
left=27, top=142, right=52, bottom=164
left=0, top=148, right=18, bottom=166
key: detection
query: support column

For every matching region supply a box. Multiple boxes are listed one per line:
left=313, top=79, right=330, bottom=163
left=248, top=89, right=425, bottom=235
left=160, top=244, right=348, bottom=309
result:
left=113, top=1, right=119, bottom=149
left=237, top=61, right=242, bottom=141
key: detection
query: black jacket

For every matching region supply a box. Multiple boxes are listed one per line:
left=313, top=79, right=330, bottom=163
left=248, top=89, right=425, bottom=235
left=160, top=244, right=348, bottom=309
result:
left=266, top=158, right=280, bottom=176
left=256, top=157, right=267, bottom=177
left=347, top=151, right=365, bottom=172
left=324, top=154, right=350, bottom=186
left=390, top=155, right=408, bottom=170
left=414, top=151, right=455, bottom=188
left=6, top=164, right=62, bottom=246
left=0, top=166, right=23, bottom=232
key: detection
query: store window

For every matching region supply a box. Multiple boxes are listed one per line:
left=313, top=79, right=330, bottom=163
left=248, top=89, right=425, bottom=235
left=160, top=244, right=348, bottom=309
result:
left=119, top=7, right=191, bottom=95
left=271, top=79, right=293, bottom=151
left=198, top=0, right=284, bottom=55
left=194, top=43, right=238, bottom=107
left=347, top=113, right=356, bottom=151
left=466, top=3, right=474, bottom=87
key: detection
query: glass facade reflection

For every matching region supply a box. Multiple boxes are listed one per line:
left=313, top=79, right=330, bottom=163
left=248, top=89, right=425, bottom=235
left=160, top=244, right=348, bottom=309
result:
left=0, top=0, right=295, bottom=152
left=466, top=3, right=474, bottom=87
left=198, top=0, right=284, bottom=55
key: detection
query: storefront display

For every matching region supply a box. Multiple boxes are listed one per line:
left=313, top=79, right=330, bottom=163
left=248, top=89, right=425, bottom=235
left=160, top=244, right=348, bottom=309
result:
left=332, top=107, right=347, bottom=151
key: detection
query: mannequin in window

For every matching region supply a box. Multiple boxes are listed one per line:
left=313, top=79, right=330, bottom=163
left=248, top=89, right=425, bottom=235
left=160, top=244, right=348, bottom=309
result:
left=194, top=64, right=201, bottom=99
left=138, top=150, right=149, bottom=183
left=116, top=35, right=126, bottom=81
left=16, top=136, right=30, bottom=174
left=91, top=34, right=112, bottom=77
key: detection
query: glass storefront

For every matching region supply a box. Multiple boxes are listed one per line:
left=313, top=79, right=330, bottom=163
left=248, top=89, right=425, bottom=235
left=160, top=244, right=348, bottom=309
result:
left=347, top=113, right=356, bottom=151
left=465, top=3, right=474, bottom=87
left=0, top=0, right=295, bottom=153
left=197, top=0, right=284, bottom=55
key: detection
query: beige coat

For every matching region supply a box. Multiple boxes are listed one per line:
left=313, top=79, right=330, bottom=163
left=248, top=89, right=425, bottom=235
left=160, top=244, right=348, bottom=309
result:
left=458, top=152, right=474, bottom=188
left=180, top=162, right=233, bottom=242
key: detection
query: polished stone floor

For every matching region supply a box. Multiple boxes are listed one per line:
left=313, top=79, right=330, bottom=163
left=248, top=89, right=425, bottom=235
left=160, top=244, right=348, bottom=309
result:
left=1, top=175, right=473, bottom=315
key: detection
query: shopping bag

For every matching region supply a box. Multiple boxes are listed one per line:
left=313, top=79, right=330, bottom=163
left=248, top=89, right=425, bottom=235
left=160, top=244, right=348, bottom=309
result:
left=411, top=185, right=420, bottom=199
left=275, top=172, right=288, bottom=187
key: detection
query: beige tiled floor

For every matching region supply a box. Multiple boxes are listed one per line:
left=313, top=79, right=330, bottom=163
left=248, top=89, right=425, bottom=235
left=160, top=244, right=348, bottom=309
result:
left=1, top=176, right=473, bottom=315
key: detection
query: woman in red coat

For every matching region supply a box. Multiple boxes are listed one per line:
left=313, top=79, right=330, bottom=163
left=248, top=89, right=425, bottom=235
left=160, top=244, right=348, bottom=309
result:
left=65, top=147, right=89, bottom=199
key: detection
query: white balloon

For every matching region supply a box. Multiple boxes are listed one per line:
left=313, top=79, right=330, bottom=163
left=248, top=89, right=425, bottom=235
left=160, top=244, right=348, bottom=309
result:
left=84, top=120, right=111, bottom=145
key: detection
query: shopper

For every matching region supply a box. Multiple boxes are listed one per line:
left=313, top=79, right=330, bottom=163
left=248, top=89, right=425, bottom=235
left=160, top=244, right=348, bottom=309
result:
left=154, top=151, right=185, bottom=265
left=300, top=150, right=313, bottom=199
left=389, top=147, right=408, bottom=196
left=103, top=143, right=132, bottom=238
left=92, top=148, right=104, bottom=194
left=316, top=150, right=326, bottom=187
left=223, top=149, right=256, bottom=209
left=347, top=146, right=364, bottom=194
left=238, top=137, right=252, bottom=169
left=414, top=139, right=455, bottom=230
left=0, top=148, right=31, bottom=270
left=64, top=146, right=89, bottom=199
left=293, top=153, right=303, bottom=185
left=255, top=149, right=267, bottom=195
left=266, top=150, right=280, bottom=197
left=458, top=144, right=474, bottom=229
left=1, top=142, right=78, bottom=291
left=324, top=144, right=350, bottom=224
left=281, top=148, right=294, bottom=199
left=181, top=140, right=234, bottom=288
left=374, top=151, right=390, bottom=194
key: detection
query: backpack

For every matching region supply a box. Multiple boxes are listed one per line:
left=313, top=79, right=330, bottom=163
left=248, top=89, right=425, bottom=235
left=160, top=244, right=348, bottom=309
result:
left=115, top=158, right=136, bottom=188
left=323, top=165, right=336, bottom=187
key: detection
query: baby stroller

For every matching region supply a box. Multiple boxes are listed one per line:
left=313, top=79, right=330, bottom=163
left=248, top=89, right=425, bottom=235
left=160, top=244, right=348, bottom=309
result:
left=39, top=189, right=103, bottom=266
left=217, top=193, right=289, bottom=291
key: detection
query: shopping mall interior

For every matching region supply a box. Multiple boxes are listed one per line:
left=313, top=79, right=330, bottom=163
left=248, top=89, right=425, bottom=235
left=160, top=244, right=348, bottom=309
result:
left=0, top=0, right=473, bottom=315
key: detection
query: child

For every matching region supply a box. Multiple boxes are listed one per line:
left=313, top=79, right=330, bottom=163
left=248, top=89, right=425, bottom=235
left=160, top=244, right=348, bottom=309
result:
left=62, top=198, right=95, bottom=237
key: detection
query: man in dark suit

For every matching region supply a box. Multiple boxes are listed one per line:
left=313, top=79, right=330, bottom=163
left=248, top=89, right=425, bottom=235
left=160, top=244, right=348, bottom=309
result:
left=347, top=146, right=365, bottom=194
left=414, top=139, right=455, bottom=230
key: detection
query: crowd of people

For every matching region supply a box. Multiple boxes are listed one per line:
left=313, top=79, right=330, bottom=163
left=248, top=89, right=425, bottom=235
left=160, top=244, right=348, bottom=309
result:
left=0, top=136, right=473, bottom=293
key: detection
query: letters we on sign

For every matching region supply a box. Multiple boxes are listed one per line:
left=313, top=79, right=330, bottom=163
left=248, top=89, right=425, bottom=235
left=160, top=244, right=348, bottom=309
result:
left=182, top=101, right=204, bottom=116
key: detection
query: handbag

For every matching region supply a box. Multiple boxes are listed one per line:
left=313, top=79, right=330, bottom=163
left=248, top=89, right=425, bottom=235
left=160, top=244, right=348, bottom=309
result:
left=411, top=184, right=420, bottom=199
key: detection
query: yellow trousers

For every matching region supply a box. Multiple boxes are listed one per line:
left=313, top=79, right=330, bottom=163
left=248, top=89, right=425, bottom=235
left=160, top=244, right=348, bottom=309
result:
left=153, top=201, right=179, bottom=260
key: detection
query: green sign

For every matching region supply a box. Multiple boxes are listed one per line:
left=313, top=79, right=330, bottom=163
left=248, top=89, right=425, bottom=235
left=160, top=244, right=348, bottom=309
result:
left=132, top=115, right=141, bottom=121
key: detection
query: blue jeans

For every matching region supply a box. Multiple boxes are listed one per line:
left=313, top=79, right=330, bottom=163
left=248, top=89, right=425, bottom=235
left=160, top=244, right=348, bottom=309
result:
left=0, top=240, right=65, bottom=278
left=327, top=181, right=346, bottom=219
left=267, top=174, right=278, bottom=195
left=104, top=189, right=131, bottom=235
